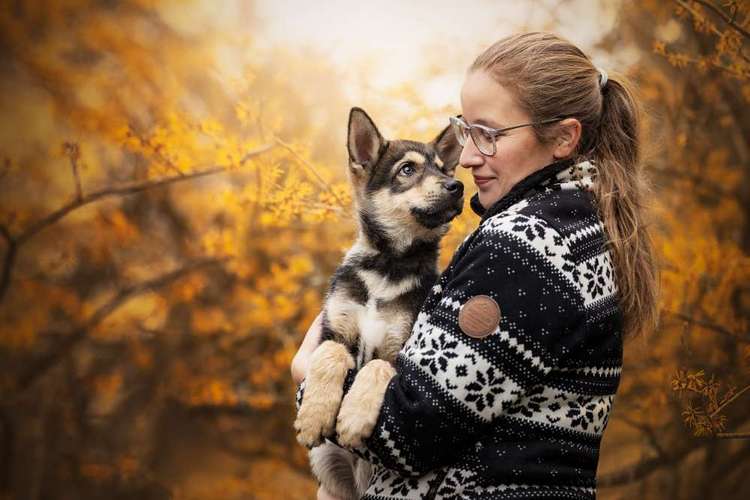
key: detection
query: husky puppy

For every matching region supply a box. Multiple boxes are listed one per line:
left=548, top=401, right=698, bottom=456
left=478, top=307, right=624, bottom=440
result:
left=294, top=107, right=463, bottom=499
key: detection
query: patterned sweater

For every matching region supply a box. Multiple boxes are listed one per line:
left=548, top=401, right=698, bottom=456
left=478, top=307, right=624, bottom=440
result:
left=297, top=157, right=624, bottom=499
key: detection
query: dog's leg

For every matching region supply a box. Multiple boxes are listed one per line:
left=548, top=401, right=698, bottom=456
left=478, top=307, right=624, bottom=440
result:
left=354, top=457, right=374, bottom=499
left=295, top=340, right=355, bottom=448
left=310, top=442, right=359, bottom=500
left=336, top=359, right=396, bottom=448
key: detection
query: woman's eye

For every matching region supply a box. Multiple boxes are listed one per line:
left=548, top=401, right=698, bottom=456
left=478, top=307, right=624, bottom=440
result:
left=399, top=162, right=416, bottom=176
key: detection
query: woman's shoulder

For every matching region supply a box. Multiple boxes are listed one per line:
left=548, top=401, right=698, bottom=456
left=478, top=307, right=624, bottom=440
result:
left=469, top=188, right=615, bottom=302
left=478, top=185, right=605, bottom=256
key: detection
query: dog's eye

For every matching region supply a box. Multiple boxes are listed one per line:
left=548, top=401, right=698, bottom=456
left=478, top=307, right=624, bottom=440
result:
left=398, top=162, right=416, bottom=176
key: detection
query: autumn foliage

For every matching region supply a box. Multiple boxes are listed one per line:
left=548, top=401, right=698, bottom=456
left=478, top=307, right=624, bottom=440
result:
left=0, top=1, right=748, bottom=499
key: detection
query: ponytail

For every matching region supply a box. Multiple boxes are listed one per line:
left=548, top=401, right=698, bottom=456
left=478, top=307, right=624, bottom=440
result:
left=471, top=32, right=660, bottom=339
left=590, top=75, right=660, bottom=339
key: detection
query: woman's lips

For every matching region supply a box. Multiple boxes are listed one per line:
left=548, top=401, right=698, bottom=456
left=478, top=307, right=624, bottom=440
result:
left=473, top=176, right=495, bottom=187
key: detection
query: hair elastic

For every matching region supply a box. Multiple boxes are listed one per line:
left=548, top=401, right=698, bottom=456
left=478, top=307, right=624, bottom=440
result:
left=597, top=67, right=608, bottom=89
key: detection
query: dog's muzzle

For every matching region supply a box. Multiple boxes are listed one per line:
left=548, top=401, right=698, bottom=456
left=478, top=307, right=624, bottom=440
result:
left=411, top=180, right=464, bottom=229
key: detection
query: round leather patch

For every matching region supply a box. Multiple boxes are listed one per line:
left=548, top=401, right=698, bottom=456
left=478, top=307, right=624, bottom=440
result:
left=458, top=295, right=501, bottom=339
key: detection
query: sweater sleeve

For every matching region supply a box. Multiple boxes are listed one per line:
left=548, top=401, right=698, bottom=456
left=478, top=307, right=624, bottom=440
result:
left=299, top=213, right=586, bottom=476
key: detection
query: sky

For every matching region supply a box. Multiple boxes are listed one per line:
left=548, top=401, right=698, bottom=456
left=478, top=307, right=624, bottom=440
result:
left=251, top=0, right=623, bottom=106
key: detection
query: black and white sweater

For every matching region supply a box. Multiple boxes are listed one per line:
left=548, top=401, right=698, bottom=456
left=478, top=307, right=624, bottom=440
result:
left=298, top=157, right=624, bottom=499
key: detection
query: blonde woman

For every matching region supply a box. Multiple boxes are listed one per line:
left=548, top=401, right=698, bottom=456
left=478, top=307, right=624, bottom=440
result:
left=293, top=32, right=659, bottom=500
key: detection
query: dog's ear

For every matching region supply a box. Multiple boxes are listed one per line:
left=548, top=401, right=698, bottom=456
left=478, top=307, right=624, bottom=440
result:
left=430, top=124, right=461, bottom=173
left=347, top=107, right=385, bottom=174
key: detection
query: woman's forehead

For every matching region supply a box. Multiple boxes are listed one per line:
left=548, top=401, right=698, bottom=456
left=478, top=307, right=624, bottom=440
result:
left=460, top=69, right=526, bottom=126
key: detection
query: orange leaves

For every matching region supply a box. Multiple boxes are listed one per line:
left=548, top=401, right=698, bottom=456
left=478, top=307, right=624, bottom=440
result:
left=92, top=291, right=168, bottom=340
left=171, top=272, right=207, bottom=302
left=672, top=368, right=748, bottom=437
left=80, top=454, right=140, bottom=483
left=0, top=279, right=81, bottom=350
left=659, top=1, right=750, bottom=80
left=191, top=306, right=232, bottom=335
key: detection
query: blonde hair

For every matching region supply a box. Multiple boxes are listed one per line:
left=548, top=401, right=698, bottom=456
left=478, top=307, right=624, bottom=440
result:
left=471, top=32, right=659, bottom=339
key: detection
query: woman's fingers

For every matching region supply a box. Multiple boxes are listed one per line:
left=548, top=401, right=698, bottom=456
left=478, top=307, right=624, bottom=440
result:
left=291, top=310, right=325, bottom=384
left=317, top=485, right=344, bottom=500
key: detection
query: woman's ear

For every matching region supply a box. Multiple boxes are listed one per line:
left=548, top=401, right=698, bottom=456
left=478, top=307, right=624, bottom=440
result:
left=552, top=117, right=582, bottom=159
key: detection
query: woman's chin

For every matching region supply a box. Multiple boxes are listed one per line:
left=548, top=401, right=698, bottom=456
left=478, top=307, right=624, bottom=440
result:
left=478, top=189, right=502, bottom=210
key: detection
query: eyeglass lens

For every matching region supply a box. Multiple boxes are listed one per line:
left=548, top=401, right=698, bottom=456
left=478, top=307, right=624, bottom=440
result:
left=451, top=118, right=495, bottom=156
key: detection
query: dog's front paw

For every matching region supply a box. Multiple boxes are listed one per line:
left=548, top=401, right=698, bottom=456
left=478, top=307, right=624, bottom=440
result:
left=294, top=340, right=354, bottom=448
left=294, top=393, right=338, bottom=448
left=336, top=359, right=396, bottom=448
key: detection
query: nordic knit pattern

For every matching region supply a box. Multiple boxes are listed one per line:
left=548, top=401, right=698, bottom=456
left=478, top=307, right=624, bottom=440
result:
left=297, top=158, right=624, bottom=500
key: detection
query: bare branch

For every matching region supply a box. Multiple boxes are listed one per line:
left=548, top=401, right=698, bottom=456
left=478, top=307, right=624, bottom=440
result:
left=618, top=414, right=667, bottom=457
left=598, top=446, right=696, bottom=487
left=0, top=227, right=16, bottom=310
left=691, top=0, right=750, bottom=42
left=0, top=157, right=10, bottom=181
left=14, top=257, right=227, bottom=392
left=715, top=431, right=750, bottom=439
left=711, top=383, right=750, bottom=417
left=674, top=0, right=750, bottom=65
left=15, top=143, right=273, bottom=247
left=0, top=143, right=273, bottom=305
left=665, top=310, right=747, bottom=341
left=63, top=142, right=83, bottom=201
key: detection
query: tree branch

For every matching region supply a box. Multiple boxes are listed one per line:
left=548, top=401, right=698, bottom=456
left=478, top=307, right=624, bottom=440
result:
left=665, top=310, right=747, bottom=341
left=63, top=142, right=83, bottom=201
left=0, top=143, right=273, bottom=305
left=14, top=257, right=227, bottom=392
left=598, top=443, right=700, bottom=487
left=715, top=431, right=750, bottom=439
left=618, top=414, right=667, bottom=458
left=691, top=0, right=750, bottom=42
left=0, top=226, right=16, bottom=310
left=272, top=136, right=348, bottom=207
left=674, top=0, right=750, bottom=65
left=711, top=383, right=750, bottom=417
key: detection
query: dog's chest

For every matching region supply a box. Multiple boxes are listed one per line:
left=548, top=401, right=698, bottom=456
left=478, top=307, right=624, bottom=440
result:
left=353, top=269, right=417, bottom=364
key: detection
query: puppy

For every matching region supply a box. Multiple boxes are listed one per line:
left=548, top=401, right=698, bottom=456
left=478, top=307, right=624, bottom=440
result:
left=294, top=107, right=463, bottom=499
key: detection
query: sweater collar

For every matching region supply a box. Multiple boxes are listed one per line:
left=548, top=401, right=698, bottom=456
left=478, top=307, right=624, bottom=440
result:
left=470, top=157, right=599, bottom=222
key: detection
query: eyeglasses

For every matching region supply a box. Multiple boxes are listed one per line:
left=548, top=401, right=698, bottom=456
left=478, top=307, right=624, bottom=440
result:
left=449, top=115, right=568, bottom=156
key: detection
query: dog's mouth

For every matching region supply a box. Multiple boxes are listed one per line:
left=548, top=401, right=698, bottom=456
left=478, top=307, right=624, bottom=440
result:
left=410, top=196, right=464, bottom=229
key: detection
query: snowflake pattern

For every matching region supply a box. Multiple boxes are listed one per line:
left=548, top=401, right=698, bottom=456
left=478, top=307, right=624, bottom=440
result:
left=464, top=365, right=508, bottom=413
left=364, top=466, right=437, bottom=499
left=417, top=330, right=459, bottom=378
left=504, top=384, right=614, bottom=435
left=579, top=254, right=615, bottom=302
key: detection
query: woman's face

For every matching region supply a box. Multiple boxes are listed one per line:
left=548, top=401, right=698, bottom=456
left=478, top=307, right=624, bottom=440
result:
left=459, top=69, right=557, bottom=209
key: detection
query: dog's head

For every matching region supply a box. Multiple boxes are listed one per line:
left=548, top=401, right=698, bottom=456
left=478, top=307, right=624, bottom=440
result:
left=346, top=107, right=463, bottom=242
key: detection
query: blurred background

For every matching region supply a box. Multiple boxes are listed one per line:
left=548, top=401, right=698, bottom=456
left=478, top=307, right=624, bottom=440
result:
left=0, top=0, right=748, bottom=498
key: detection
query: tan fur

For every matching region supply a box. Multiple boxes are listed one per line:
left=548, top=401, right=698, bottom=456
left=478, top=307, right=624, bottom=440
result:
left=396, top=151, right=426, bottom=165
left=336, top=359, right=397, bottom=448
left=295, top=340, right=355, bottom=447
left=356, top=270, right=420, bottom=302
left=325, top=289, right=366, bottom=346
left=369, top=189, right=443, bottom=252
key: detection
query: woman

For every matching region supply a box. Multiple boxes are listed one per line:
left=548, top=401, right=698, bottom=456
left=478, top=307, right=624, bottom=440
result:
left=292, top=32, right=658, bottom=500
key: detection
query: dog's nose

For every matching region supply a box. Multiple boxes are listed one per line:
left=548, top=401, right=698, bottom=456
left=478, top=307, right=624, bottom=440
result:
left=444, top=179, right=464, bottom=197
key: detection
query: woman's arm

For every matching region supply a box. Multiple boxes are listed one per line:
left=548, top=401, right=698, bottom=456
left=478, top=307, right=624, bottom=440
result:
left=291, top=310, right=324, bottom=385
left=300, top=213, right=587, bottom=476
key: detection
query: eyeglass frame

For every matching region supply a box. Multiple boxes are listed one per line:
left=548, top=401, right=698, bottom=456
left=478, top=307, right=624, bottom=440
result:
left=449, top=115, right=570, bottom=157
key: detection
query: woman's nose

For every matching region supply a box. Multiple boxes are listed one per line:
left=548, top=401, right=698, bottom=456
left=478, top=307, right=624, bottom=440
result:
left=458, top=139, right=484, bottom=169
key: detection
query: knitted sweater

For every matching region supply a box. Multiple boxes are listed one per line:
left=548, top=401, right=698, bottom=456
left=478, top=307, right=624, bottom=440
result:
left=297, top=157, right=624, bottom=499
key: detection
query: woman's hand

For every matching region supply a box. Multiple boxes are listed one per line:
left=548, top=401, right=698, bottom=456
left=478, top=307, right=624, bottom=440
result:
left=317, top=485, right=344, bottom=500
left=291, top=310, right=324, bottom=385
